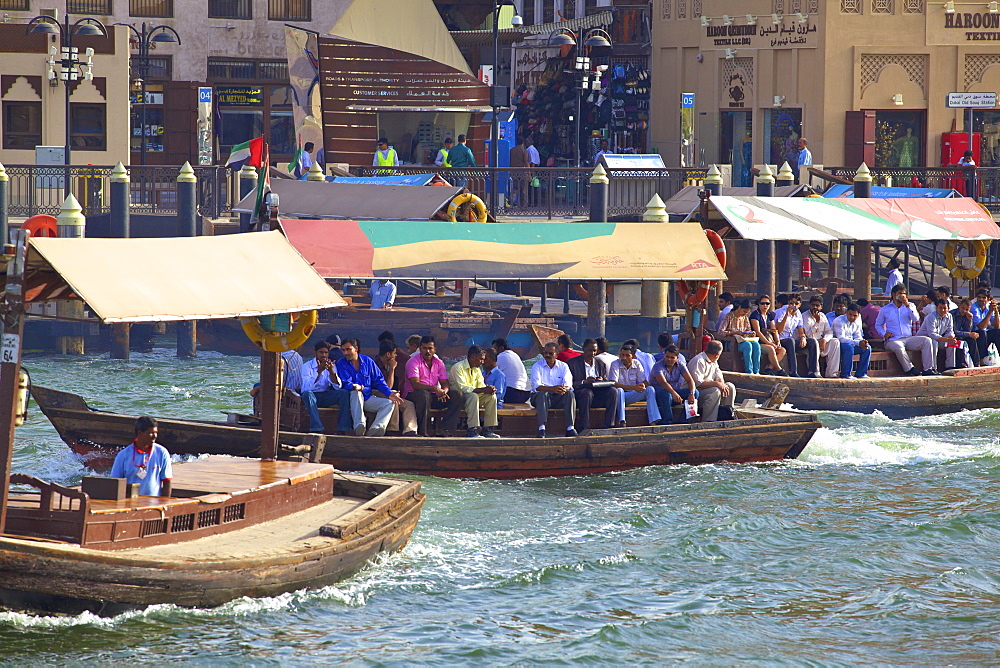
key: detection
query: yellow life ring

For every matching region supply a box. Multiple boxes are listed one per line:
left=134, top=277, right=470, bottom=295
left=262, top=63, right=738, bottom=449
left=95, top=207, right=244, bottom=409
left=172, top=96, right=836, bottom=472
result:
left=944, top=240, right=990, bottom=280
left=240, top=310, right=318, bottom=353
left=446, top=193, right=488, bottom=222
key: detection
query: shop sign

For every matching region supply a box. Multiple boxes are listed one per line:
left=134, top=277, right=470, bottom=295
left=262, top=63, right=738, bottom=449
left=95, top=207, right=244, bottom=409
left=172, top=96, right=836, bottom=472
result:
left=217, top=87, right=263, bottom=106
left=702, top=18, right=817, bottom=50
left=513, top=46, right=561, bottom=88
left=129, top=91, right=163, bottom=105
left=930, top=11, right=1000, bottom=43
left=947, top=92, right=998, bottom=108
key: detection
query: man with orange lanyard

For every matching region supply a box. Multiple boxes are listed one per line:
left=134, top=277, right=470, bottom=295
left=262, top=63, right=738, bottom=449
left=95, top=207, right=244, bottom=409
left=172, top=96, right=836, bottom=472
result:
left=110, top=416, right=172, bottom=496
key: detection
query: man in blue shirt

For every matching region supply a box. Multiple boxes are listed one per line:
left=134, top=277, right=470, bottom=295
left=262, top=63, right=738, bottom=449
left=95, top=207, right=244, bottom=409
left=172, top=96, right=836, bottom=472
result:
left=336, top=338, right=403, bottom=436
left=369, top=280, right=396, bottom=309
left=110, top=416, right=172, bottom=497
left=874, top=285, right=936, bottom=376
left=301, top=341, right=362, bottom=434
left=482, top=348, right=507, bottom=409
left=970, top=288, right=1000, bottom=361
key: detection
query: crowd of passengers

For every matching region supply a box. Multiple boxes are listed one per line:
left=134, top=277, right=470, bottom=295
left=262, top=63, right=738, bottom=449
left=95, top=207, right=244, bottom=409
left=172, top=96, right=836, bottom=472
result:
left=712, top=278, right=1000, bottom=379
left=262, top=329, right=738, bottom=440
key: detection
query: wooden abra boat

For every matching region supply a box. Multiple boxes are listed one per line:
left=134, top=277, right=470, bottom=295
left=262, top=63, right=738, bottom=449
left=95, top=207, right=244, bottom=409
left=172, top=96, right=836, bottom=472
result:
left=0, top=458, right=424, bottom=615
left=32, top=385, right=821, bottom=478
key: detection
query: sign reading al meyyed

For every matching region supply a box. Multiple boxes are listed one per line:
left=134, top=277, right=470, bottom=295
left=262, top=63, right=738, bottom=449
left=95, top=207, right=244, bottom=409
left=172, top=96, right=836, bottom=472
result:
left=947, top=92, right=998, bottom=108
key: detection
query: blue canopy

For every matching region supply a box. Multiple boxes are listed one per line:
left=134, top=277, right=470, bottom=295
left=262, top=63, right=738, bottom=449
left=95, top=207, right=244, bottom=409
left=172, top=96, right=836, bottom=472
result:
left=328, top=174, right=439, bottom=186
left=823, top=185, right=959, bottom=198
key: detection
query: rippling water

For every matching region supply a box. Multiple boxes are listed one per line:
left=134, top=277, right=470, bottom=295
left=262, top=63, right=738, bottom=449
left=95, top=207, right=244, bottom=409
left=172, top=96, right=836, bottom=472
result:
left=2, top=349, right=999, bottom=665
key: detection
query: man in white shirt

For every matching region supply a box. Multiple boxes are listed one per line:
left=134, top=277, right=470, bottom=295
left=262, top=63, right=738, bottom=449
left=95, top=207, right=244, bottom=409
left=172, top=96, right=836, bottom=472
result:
left=832, top=303, right=871, bottom=378
left=301, top=341, right=363, bottom=433
left=801, top=296, right=841, bottom=378
left=774, top=295, right=806, bottom=377
left=369, top=279, right=396, bottom=309
left=595, top=336, right=619, bottom=371
left=920, top=286, right=958, bottom=317
left=609, top=343, right=662, bottom=426
left=492, top=337, right=530, bottom=404
left=874, top=285, right=936, bottom=376
left=623, top=338, right=657, bottom=382
left=884, top=258, right=903, bottom=298
left=688, top=340, right=737, bottom=422
left=917, top=298, right=963, bottom=370
left=715, top=292, right=734, bottom=332
left=529, top=343, right=577, bottom=437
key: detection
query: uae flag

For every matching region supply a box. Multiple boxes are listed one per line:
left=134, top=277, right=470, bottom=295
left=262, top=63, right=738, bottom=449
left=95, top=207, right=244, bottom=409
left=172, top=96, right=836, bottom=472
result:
left=225, top=136, right=265, bottom=170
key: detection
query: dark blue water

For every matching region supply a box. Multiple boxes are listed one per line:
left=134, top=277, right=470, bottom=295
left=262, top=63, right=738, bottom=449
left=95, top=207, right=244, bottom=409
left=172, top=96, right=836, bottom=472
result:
left=2, top=350, right=998, bottom=665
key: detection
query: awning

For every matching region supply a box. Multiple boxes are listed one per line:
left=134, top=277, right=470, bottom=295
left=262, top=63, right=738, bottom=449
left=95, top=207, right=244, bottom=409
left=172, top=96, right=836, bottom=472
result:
left=234, top=179, right=464, bottom=220
left=664, top=185, right=808, bottom=217
left=822, top=185, right=960, bottom=198
left=709, top=196, right=1000, bottom=241
left=280, top=219, right=727, bottom=281
left=449, top=11, right=614, bottom=47
left=23, top=231, right=346, bottom=323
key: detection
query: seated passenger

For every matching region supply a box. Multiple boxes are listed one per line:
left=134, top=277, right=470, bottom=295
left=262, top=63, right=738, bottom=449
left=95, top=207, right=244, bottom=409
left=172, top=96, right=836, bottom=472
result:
left=492, top=337, right=531, bottom=405
left=556, top=333, right=581, bottom=362
left=970, top=288, right=1000, bottom=362
left=952, top=298, right=981, bottom=367
left=595, top=336, right=619, bottom=371
left=917, top=298, right=964, bottom=370
left=404, top=336, right=463, bottom=437
left=529, top=343, right=577, bottom=438
left=858, top=299, right=881, bottom=339
left=373, top=339, right=418, bottom=435
left=301, top=340, right=362, bottom=434
left=335, top=338, right=403, bottom=436
left=609, top=343, right=662, bottom=427
left=566, top=337, right=621, bottom=433
left=832, top=302, right=872, bottom=379
left=774, top=295, right=806, bottom=377
left=802, top=295, right=841, bottom=378
left=749, top=294, right=787, bottom=375
left=623, top=338, right=658, bottom=383
left=826, top=294, right=848, bottom=326
left=875, top=285, right=937, bottom=376
left=448, top=345, right=501, bottom=438
left=715, top=291, right=735, bottom=332
left=650, top=345, right=698, bottom=424
left=110, top=416, right=172, bottom=497
left=721, top=299, right=761, bottom=374
left=688, top=340, right=737, bottom=422
left=482, top=349, right=507, bottom=409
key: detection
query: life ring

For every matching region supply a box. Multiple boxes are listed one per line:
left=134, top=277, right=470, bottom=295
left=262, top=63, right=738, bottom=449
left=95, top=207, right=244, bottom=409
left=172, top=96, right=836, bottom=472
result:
left=22, top=215, right=58, bottom=238
left=676, top=280, right=711, bottom=307
left=446, top=193, right=488, bottom=222
left=944, top=240, right=989, bottom=280
left=573, top=283, right=613, bottom=300
left=240, top=310, right=318, bottom=353
left=706, top=228, right=727, bottom=270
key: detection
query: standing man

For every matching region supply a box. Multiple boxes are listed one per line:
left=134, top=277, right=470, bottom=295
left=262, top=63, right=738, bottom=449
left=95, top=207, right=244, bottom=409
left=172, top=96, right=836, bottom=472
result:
left=917, top=298, right=962, bottom=370
left=525, top=136, right=541, bottom=206
left=302, top=340, right=363, bottom=434
left=110, top=417, right=172, bottom=497
left=874, top=285, right=936, bottom=376
left=435, top=137, right=453, bottom=168
left=593, top=139, right=611, bottom=164
left=529, top=342, right=577, bottom=438
left=492, top=337, right=530, bottom=404
left=884, top=257, right=904, bottom=297
left=405, top=335, right=463, bottom=437
left=609, top=344, right=662, bottom=427
left=796, top=137, right=813, bottom=182
left=447, top=134, right=476, bottom=167
left=801, top=295, right=841, bottom=378
left=832, top=302, right=872, bottom=379
left=482, top=348, right=508, bottom=409
left=335, top=338, right=403, bottom=436
left=566, top=338, right=620, bottom=433
left=369, top=279, right=396, bottom=309
left=448, top=345, right=501, bottom=438
left=373, top=137, right=399, bottom=172
left=509, top=135, right=530, bottom=207
left=688, top=340, right=737, bottom=422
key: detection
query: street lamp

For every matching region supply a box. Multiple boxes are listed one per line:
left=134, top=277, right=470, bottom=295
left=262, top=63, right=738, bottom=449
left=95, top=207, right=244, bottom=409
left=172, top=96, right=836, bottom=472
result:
left=490, top=0, right=522, bottom=217
left=27, top=13, right=108, bottom=197
left=548, top=29, right=612, bottom=170
left=116, top=22, right=180, bottom=167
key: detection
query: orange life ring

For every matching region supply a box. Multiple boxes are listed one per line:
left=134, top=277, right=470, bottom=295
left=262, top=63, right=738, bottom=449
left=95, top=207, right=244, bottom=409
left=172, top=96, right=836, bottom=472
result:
left=706, top=228, right=727, bottom=270
left=573, top=283, right=613, bottom=300
left=676, top=280, right=711, bottom=307
left=22, top=215, right=58, bottom=238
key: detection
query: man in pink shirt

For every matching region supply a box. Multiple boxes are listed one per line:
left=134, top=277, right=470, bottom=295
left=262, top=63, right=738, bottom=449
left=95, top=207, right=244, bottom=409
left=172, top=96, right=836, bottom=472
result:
left=404, top=335, right=463, bottom=436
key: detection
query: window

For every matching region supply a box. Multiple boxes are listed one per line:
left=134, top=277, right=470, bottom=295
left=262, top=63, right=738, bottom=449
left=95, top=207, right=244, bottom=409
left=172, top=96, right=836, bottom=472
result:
left=207, top=58, right=288, bottom=81
left=841, top=0, right=861, bottom=12
left=3, top=102, right=42, bottom=150
left=68, top=0, right=112, bottom=13
left=209, top=0, right=251, bottom=19
left=144, top=55, right=173, bottom=79
left=269, top=0, right=310, bottom=21
left=872, top=0, right=893, bottom=13
left=130, top=0, right=173, bottom=17
left=0, top=0, right=30, bottom=10
left=70, top=103, right=107, bottom=150
left=902, top=0, right=922, bottom=11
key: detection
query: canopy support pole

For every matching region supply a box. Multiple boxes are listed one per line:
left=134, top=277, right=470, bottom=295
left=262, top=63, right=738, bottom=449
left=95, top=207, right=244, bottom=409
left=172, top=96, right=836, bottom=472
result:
left=0, top=230, right=27, bottom=533
left=259, top=350, right=281, bottom=461
left=587, top=280, right=607, bottom=338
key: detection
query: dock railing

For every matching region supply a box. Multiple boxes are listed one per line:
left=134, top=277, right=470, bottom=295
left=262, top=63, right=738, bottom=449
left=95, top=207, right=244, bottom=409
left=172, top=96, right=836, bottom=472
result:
left=825, top=166, right=1000, bottom=214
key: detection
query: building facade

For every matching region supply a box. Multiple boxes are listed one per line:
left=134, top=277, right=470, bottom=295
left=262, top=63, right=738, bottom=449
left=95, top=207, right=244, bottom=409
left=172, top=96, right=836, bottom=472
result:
left=652, top=0, right=1000, bottom=178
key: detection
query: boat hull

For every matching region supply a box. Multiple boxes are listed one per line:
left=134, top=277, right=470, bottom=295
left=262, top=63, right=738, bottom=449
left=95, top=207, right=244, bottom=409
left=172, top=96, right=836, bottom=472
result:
left=726, top=370, right=1000, bottom=419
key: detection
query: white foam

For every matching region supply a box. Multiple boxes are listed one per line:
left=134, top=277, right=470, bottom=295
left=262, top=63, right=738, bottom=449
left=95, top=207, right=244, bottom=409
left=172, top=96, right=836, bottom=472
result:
left=798, top=425, right=987, bottom=467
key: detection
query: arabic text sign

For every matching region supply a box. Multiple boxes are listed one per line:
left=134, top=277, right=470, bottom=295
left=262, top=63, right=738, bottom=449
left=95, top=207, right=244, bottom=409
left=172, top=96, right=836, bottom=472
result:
left=703, top=18, right=818, bottom=50
left=946, top=92, right=998, bottom=108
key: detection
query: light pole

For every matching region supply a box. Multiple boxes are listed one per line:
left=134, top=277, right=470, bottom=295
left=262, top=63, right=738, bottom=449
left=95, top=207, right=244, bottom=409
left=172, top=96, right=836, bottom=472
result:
left=27, top=13, right=108, bottom=197
left=490, top=0, right=522, bottom=218
left=117, top=22, right=180, bottom=167
left=548, top=28, right=613, bottom=169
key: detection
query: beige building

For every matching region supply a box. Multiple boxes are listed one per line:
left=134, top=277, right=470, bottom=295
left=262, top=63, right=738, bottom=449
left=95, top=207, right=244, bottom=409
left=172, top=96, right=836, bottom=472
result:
left=0, top=23, right=131, bottom=166
left=652, top=0, right=1000, bottom=181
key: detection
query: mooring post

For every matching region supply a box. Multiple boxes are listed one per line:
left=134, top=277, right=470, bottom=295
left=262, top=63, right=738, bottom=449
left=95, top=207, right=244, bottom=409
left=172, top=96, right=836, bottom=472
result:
left=754, top=165, right=778, bottom=299
left=775, top=161, right=795, bottom=188
left=56, top=195, right=86, bottom=355
left=307, top=162, right=325, bottom=181
left=589, top=164, right=609, bottom=223
left=640, top=194, right=670, bottom=321
left=704, top=164, right=723, bottom=196
left=109, top=162, right=131, bottom=359
left=176, top=162, right=198, bottom=358
left=853, top=162, right=873, bottom=300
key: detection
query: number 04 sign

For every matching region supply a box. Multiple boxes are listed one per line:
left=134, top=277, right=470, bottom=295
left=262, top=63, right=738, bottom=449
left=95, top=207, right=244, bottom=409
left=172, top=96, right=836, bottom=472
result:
left=1, top=334, right=20, bottom=364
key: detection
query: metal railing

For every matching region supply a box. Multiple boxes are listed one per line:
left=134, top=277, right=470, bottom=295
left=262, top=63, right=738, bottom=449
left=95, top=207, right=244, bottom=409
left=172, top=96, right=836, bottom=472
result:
left=2, top=165, right=234, bottom=219
left=825, top=166, right=1000, bottom=213
left=128, top=0, right=173, bottom=17
left=347, top=166, right=708, bottom=218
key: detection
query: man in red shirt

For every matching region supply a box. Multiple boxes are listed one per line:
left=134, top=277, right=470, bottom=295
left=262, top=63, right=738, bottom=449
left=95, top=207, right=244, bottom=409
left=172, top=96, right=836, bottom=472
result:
left=556, top=334, right=581, bottom=362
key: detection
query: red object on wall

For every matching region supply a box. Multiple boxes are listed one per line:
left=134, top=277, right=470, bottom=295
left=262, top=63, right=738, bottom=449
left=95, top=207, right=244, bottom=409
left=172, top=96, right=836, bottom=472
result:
left=941, top=132, right=981, bottom=165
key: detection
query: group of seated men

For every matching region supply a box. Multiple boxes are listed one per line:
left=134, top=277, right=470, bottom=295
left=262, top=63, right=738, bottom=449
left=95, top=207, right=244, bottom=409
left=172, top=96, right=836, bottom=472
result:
left=267, top=329, right=738, bottom=439
left=711, top=281, right=999, bottom=378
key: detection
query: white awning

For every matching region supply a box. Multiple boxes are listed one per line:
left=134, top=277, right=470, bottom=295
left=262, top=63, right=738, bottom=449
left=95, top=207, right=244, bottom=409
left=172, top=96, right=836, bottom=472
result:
left=24, top=231, right=346, bottom=323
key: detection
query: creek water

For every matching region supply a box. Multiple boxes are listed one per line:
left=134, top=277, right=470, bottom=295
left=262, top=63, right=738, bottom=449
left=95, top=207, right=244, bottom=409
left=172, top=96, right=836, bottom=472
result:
left=1, top=349, right=998, bottom=665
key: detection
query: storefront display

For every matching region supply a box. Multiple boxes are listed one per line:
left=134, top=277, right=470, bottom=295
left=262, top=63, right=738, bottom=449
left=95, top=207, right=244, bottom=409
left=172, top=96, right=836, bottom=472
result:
left=875, top=110, right=925, bottom=168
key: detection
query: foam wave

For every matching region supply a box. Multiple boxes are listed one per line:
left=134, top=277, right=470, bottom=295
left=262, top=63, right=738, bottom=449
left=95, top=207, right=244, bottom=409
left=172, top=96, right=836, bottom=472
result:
left=798, top=425, right=991, bottom=466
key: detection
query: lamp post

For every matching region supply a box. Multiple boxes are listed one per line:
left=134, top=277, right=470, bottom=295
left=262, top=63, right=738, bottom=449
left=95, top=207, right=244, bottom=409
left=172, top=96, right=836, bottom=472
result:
left=27, top=13, right=108, bottom=197
left=490, top=0, right=521, bottom=218
left=548, top=28, right=613, bottom=169
left=117, top=22, right=181, bottom=167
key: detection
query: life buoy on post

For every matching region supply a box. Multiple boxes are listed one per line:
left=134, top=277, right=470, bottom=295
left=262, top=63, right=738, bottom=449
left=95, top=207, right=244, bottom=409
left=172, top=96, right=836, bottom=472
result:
left=705, top=228, right=727, bottom=271
left=944, top=240, right=989, bottom=280
left=241, top=310, right=318, bottom=353
left=675, top=229, right=726, bottom=307
left=22, top=215, right=58, bottom=238
left=446, top=193, right=489, bottom=222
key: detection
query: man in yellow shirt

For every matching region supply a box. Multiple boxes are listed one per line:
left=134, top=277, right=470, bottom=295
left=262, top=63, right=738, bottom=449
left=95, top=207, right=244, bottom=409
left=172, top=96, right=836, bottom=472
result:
left=448, top=344, right=501, bottom=438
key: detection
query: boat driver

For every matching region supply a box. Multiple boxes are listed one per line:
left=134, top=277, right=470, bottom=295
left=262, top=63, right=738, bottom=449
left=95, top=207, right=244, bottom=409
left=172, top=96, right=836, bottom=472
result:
left=109, top=416, right=172, bottom=497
